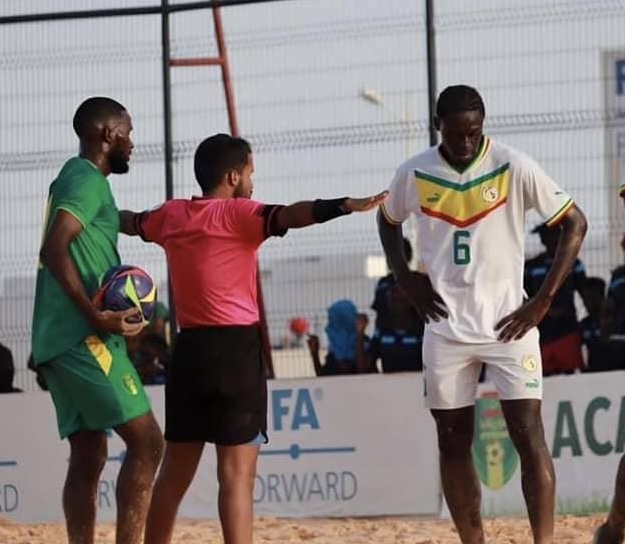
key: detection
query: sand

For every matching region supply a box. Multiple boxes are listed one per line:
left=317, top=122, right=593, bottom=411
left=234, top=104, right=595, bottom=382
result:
left=0, top=514, right=607, bottom=544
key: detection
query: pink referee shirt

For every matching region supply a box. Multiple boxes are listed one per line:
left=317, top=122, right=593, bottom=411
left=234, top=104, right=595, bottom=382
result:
left=139, top=197, right=284, bottom=328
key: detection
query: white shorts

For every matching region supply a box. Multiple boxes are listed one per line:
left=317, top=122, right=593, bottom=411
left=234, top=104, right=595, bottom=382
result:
left=422, top=327, right=542, bottom=410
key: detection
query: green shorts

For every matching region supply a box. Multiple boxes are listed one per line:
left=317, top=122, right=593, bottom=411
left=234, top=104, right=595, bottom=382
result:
left=40, top=334, right=151, bottom=439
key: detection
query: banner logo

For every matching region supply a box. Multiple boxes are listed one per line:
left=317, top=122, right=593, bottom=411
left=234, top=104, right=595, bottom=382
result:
left=472, top=393, right=518, bottom=490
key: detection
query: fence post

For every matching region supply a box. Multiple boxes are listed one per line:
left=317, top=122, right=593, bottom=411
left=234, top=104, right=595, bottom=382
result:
left=161, top=0, right=178, bottom=343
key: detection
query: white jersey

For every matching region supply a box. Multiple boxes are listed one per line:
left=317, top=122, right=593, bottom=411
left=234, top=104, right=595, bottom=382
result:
left=382, top=136, right=574, bottom=343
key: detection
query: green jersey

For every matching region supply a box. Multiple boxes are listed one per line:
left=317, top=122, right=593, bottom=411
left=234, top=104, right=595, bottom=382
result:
left=32, top=157, right=121, bottom=364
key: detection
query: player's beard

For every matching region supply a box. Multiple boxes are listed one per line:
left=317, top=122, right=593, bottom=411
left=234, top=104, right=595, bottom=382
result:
left=109, top=146, right=130, bottom=174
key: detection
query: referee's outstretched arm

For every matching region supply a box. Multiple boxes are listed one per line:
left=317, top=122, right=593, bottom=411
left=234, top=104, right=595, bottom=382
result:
left=119, top=191, right=388, bottom=238
left=274, top=191, right=388, bottom=230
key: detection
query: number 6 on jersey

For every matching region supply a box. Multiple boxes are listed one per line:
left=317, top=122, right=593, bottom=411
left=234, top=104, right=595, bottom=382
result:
left=453, top=230, right=471, bottom=265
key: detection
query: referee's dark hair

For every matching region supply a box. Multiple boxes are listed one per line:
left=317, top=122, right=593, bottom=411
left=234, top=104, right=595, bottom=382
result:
left=194, top=134, right=252, bottom=194
left=436, top=85, right=485, bottom=119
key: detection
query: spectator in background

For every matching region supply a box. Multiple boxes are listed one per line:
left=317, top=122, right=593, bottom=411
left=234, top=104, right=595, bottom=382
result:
left=356, top=312, right=377, bottom=373
left=607, top=233, right=625, bottom=335
left=307, top=299, right=371, bottom=376
left=371, top=236, right=414, bottom=334
left=146, top=300, right=170, bottom=342
left=369, top=282, right=424, bottom=373
left=0, top=342, right=23, bottom=393
left=597, top=244, right=625, bottom=370
left=580, top=277, right=612, bottom=372
left=124, top=300, right=171, bottom=384
left=524, top=222, right=587, bottom=375
left=370, top=236, right=424, bottom=373
left=132, top=333, right=168, bottom=386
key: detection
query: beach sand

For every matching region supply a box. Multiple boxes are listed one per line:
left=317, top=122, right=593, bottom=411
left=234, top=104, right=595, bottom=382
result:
left=0, top=513, right=605, bottom=543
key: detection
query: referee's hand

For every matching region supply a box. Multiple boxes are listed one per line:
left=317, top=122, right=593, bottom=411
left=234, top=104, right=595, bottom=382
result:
left=344, top=191, right=389, bottom=213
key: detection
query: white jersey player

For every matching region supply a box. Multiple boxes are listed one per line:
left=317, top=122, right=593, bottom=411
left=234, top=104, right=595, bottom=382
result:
left=378, top=85, right=587, bottom=544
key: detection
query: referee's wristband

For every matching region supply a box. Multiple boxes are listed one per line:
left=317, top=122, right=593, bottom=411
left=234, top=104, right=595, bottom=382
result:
left=312, top=198, right=352, bottom=223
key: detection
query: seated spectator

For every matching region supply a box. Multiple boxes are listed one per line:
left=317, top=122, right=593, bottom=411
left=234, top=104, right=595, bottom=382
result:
left=307, top=299, right=371, bottom=376
left=524, top=222, right=586, bottom=376
left=580, top=277, right=610, bottom=372
left=370, top=237, right=424, bottom=373
left=371, top=237, right=414, bottom=334
left=608, top=234, right=625, bottom=334
left=0, top=342, right=23, bottom=393
left=356, top=312, right=377, bottom=373
left=369, top=283, right=424, bottom=372
left=576, top=233, right=625, bottom=372
left=592, top=295, right=625, bottom=371
left=131, top=333, right=168, bottom=386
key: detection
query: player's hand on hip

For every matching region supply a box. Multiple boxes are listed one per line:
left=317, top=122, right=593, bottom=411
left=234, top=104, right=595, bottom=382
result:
left=93, top=308, right=146, bottom=337
left=397, top=271, right=448, bottom=323
left=495, top=296, right=550, bottom=343
left=344, top=191, right=389, bottom=213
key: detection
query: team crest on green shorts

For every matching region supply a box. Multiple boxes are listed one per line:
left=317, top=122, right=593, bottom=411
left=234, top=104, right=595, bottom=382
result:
left=122, top=373, right=139, bottom=396
left=472, top=393, right=519, bottom=490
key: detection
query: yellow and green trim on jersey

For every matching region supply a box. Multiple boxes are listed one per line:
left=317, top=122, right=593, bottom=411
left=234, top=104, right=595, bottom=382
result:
left=415, top=162, right=510, bottom=228
left=545, top=198, right=574, bottom=227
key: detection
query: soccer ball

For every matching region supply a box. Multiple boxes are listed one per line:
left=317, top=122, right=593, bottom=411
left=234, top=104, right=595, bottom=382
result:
left=94, top=265, right=157, bottom=323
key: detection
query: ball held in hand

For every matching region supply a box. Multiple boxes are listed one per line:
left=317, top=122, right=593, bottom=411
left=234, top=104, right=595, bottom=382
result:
left=94, top=265, right=157, bottom=323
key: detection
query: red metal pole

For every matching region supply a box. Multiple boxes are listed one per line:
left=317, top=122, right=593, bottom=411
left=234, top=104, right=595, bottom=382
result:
left=211, top=7, right=274, bottom=377
left=213, top=7, right=240, bottom=138
left=170, top=57, right=222, bottom=67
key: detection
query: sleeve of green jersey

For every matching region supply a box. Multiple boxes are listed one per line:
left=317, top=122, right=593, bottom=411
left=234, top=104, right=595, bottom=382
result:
left=54, top=168, right=103, bottom=227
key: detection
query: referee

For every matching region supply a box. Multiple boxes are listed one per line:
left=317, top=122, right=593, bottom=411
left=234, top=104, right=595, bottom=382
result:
left=120, top=133, right=387, bottom=544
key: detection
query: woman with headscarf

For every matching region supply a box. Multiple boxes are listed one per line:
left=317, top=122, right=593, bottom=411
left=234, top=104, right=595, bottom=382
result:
left=307, top=299, right=372, bottom=376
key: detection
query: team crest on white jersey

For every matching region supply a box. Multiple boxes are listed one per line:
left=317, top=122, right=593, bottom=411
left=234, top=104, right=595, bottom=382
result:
left=482, top=185, right=499, bottom=203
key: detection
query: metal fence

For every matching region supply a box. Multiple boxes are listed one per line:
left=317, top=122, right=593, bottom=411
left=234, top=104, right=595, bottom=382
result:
left=2, top=0, right=624, bottom=390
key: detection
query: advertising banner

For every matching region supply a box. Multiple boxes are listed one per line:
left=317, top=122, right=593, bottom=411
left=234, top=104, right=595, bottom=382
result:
left=0, top=373, right=440, bottom=522
left=470, top=373, right=625, bottom=517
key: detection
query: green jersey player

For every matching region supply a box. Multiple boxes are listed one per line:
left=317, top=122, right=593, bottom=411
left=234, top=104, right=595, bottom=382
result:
left=32, top=97, right=163, bottom=544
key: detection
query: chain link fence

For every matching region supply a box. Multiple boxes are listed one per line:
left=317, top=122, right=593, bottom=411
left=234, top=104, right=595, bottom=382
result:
left=1, top=0, right=624, bottom=389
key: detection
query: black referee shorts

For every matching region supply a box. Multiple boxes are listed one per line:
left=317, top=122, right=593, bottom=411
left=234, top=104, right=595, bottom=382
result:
left=165, top=325, right=268, bottom=446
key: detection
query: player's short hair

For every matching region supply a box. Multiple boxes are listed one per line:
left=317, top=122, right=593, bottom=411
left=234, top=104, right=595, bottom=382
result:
left=194, top=134, right=252, bottom=193
left=72, top=97, right=127, bottom=138
left=436, top=85, right=485, bottom=119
